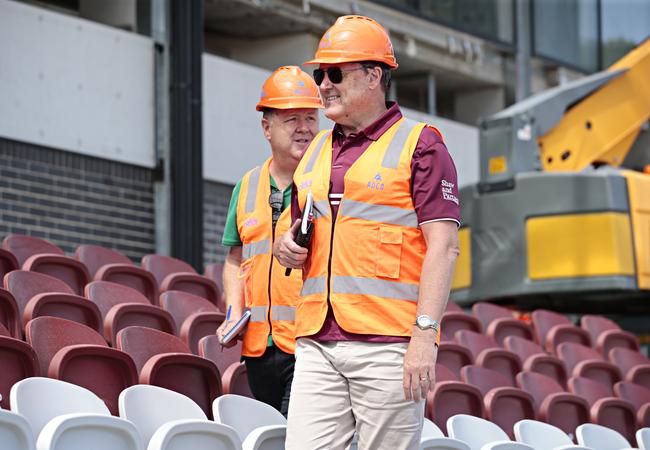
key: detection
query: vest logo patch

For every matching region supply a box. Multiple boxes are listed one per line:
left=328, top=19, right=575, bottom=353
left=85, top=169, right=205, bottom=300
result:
left=244, top=217, right=259, bottom=227
left=441, top=180, right=459, bottom=205
left=298, top=179, right=312, bottom=191
left=367, top=172, right=385, bottom=191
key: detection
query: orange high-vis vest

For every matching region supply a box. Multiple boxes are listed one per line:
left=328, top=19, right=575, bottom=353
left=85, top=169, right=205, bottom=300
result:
left=237, top=158, right=303, bottom=356
left=293, top=117, right=430, bottom=338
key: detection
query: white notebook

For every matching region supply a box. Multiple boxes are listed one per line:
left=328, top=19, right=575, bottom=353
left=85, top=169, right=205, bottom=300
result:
left=220, top=310, right=252, bottom=344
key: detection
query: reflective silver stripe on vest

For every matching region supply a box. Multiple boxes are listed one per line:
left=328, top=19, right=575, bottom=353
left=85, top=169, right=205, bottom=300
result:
left=250, top=306, right=268, bottom=322
left=381, top=118, right=418, bottom=169
left=332, top=276, right=419, bottom=302
left=339, top=200, right=418, bottom=228
left=271, top=305, right=296, bottom=321
left=313, top=200, right=330, bottom=219
left=303, top=132, right=329, bottom=174
left=242, top=239, right=270, bottom=260
left=245, top=166, right=261, bottom=213
left=301, top=276, right=327, bottom=296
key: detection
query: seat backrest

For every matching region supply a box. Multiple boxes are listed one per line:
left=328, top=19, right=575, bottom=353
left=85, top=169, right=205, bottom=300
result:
left=614, top=380, right=650, bottom=409
left=213, top=394, right=286, bottom=442
left=85, top=281, right=149, bottom=318
left=441, top=312, right=482, bottom=341
left=576, top=423, right=631, bottom=450
left=455, top=330, right=499, bottom=360
left=461, top=365, right=512, bottom=395
left=2, top=235, right=64, bottom=266
left=116, top=326, right=190, bottom=373
left=198, top=335, right=242, bottom=376
left=421, top=417, right=444, bottom=439
left=25, top=316, right=107, bottom=375
left=119, top=384, right=206, bottom=445
left=0, top=288, right=20, bottom=338
left=0, top=336, right=40, bottom=410
left=531, top=309, right=571, bottom=343
left=447, top=414, right=509, bottom=450
left=580, top=315, right=620, bottom=340
left=515, top=372, right=564, bottom=408
left=141, top=254, right=196, bottom=284
left=0, top=249, right=19, bottom=279
left=10, top=377, right=109, bottom=437
left=609, top=347, right=648, bottom=373
left=557, top=342, right=603, bottom=372
left=437, top=342, right=473, bottom=378
left=445, top=301, right=463, bottom=313
left=568, top=376, right=612, bottom=406
left=504, top=335, right=546, bottom=361
left=514, top=419, right=573, bottom=450
left=638, top=428, right=650, bottom=450
left=0, top=323, right=8, bottom=336
left=75, top=245, right=133, bottom=278
left=0, top=408, right=35, bottom=450
left=472, top=302, right=515, bottom=330
left=436, top=363, right=458, bottom=382
left=159, top=290, right=218, bottom=331
left=4, top=270, right=74, bottom=315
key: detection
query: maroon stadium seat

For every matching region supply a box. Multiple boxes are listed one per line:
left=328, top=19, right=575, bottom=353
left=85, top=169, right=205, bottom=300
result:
left=0, top=323, right=8, bottom=336
left=445, top=301, right=463, bottom=313
left=472, top=302, right=534, bottom=345
left=580, top=315, right=640, bottom=357
left=76, top=244, right=159, bottom=304
left=425, top=379, right=484, bottom=435
left=0, top=288, right=20, bottom=338
left=440, top=311, right=482, bottom=341
left=221, top=362, right=253, bottom=398
left=85, top=280, right=175, bottom=344
left=22, top=254, right=90, bottom=296
left=531, top=309, right=591, bottom=353
left=0, top=335, right=39, bottom=409
left=25, top=316, right=138, bottom=415
left=614, top=381, right=650, bottom=428
left=436, top=363, right=459, bottom=382
left=198, top=335, right=243, bottom=386
left=115, top=326, right=222, bottom=419
left=0, top=248, right=19, bottom=279
left=516, top=371, right=589, bottom=437
left=557, top=342, right=621, bottom=388
left=437, top=342, right=473, bottom=379
left=455, top=330, right=522, bottom=384
left=142, top=254, right=222, bottom=310
left=609, top=347, right=650, bottom=389
left=461, top=365, right=535, bottom=438
left=159, top=290, right=225, bottom=354
left=2, top=234, right=64, bottom=266
left=204, top=262, right=224, bottom=299
left=568, top=376, right=636, bottom=442
left=504, top=335, right=568, bottom=388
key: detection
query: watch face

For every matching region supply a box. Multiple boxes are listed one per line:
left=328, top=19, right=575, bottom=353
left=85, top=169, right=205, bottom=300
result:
left=416, top=316, right=435, bottom=328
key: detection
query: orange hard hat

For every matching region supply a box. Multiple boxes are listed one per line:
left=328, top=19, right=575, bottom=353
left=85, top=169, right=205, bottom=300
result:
left=304, top=15, right=398, bottom=69
left=256, top=66, right=323, bottom=111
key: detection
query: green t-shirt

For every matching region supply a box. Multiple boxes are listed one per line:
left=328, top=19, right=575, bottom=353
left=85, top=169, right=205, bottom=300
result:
left=221, top=175, right=292, bottom=247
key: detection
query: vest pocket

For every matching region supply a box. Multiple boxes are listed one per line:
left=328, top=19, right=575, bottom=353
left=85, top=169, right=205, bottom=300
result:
left=376, top=227, right=403, bottom=279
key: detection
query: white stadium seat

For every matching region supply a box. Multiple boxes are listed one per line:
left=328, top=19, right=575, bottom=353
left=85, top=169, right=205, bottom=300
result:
left=420, top=417, right=471, bottom=450
left=637, top=429, right=650, bottom=450
left=576, top=424, right=634, bottom=450
left=514, top=420, right=593, bottom=450
left=0, top=408, right=36, bottom=450
left=148, top=420, right=240, bottom=450
left=447, top=414, right=535, bottom=450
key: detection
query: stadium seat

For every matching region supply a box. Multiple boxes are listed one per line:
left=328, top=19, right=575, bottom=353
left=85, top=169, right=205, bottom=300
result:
left=580, top=315, right=640, bottom=356
left=515, top=371, right=589, bottom=437
left=504, top=336, right=568, bottom=388
left=455, top=330, right=522, bottom=384
left=85, top=280, right=175, bottom=344
left=461, top=365, right=535, bottom=439
left=119, top=384, right=240, bottom=450
left=116, top=326, right=222, bottom=418
left=0, top=288, right=20, bottom=338
left=638, top=428, right=650, bottom=450
left=142, top=254, right=223, bottom=310
left=437, top=342, right=474, bottom=379
left=204, top=262, right=224, bottom=298
left=198, top=335, right=243, bottom=386
left=441, top=311, right=482, bottom=342
left=22, top=253, right=90, bottom=296
left=609, top=347, right=650, bottom=389
left=213, top=394, right=286, bottom=449
left=447, top=414, right=535, bottom=450
left=471, top=303, right=534, bottom=345
left=5, top=270, right=102, bottom=332
left=445, top=301, right=464, bottom=313
left=531, top=309, right=591, bottom=353
left=514, top=419, right=591, bottom=450
left=0, top=408, right=35, bottom=450
left=613, top=381, right=650, bottom=427
left=557, top=342, right=622, bottom=388
left=420, top=417, right=471, bottom=450
left=568, top=376, right=636, bottom=443
left=425, top=381, right=484, bottom=435
left=159, top=290, right=225, bottom=354
left=576, top=423, right=632, bottom=450
left=76, top=244, right=159, bottom=304
left=0, top=336, right=39, bottom=409
left=0, top=248, right=19, bottom=279
left=0, top=322, right=8, bottom=336
left=221, top=362, right=254, bottom=398
left=2, top=235, right=64, bottom=266
left=39, top=414, right=143, bottom=450
left=25, top=316, right=138, bottom=415
left=436, top=363, right=459, bottom=382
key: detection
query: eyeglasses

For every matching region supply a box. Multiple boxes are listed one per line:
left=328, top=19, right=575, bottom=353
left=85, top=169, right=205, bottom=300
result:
left=313, top=67, right=366, bottom=86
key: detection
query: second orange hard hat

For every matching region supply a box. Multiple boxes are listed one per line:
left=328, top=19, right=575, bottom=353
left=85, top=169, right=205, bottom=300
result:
left=256, top=66, right=323, bottom=111
left=304, top=15, right=398, bottom=69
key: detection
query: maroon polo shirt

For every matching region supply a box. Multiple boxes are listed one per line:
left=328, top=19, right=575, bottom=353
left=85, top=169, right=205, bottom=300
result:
left=291, top=102, right=460, bottom=342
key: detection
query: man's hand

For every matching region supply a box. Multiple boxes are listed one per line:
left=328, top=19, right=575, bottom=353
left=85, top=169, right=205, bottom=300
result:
left=216, top=315, right=243, bottom=348
left=273, top=219, right=308, bottom=269
left=403, top=328, right=438, bottom=403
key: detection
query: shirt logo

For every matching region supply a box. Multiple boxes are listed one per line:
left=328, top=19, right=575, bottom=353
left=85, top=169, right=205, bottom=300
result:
left=298, top=179, right=313, bottom=191
left=367, top=172, right=385, bottom=191
left=441, top=180, right=459, bottom=205
left=243, top=218, right=259, bottom=227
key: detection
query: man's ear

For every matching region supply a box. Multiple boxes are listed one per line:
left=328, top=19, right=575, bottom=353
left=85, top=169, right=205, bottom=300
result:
left=261, top=117, right=272, bottom=141
left=367, top=66, right=383, bottom=90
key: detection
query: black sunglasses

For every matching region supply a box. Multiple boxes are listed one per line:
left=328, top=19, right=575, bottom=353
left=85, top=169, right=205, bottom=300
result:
left=313, top=67, right=366, bottom=86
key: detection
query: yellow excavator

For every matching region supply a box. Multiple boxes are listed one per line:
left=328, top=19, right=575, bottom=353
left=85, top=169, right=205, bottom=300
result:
left=451, top=39, right=650, bottom=308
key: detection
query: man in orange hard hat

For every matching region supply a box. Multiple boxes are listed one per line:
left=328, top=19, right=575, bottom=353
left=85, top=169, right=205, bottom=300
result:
left=274, top=16, right=460, bottom=448
left=216, top=66, right=323, bottom=416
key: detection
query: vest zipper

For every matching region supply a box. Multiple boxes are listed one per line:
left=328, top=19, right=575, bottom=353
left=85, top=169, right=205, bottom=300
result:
left=267, top=226, right=276, bottom=343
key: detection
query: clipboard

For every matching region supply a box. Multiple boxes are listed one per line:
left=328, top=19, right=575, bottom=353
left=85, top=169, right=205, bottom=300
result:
left=220, top=310, right=252, bottom=345
left=285, top=191, right=314, bottom=276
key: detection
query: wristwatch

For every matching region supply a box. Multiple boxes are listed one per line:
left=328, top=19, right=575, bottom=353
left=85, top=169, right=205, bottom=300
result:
left=415, top=315, right=440, bottom=333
